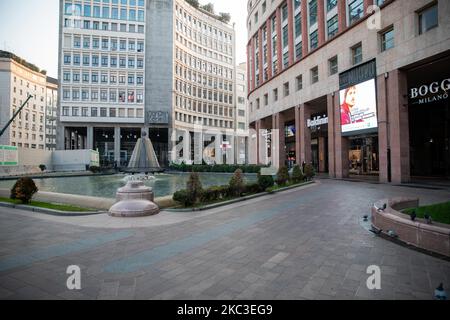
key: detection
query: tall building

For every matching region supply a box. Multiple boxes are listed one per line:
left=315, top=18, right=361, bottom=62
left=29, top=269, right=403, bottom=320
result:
left=0, top=51, right=55, bottom=150
left=45, top=77, right=58, bottom=150
left=57, top=0, right=240, bottom=167
left=236, top=62, right=249, bottom=164
left=247, top=0, right=450, bottom=183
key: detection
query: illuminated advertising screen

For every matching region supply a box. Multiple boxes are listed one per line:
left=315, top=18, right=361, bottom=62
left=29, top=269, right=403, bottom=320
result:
left=339, top=78, right=378, bottom=135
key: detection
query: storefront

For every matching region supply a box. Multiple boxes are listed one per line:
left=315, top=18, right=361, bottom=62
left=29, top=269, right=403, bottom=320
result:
left=407, top=54, right=450, bottom=178
left=308, top=114, right=328, bottom=173
left=339, top=59, right=380, bottom=178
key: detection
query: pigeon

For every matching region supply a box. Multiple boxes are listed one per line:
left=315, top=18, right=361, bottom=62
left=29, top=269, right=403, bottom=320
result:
left=434, top=283, right=447, bottom=300
left=363, top=215, right=368, bottom=222
left=387, top=230, right=398, bottom=238
left=370, top=226, right=382, bottom=235
left=410, top=211, right=416, bottom=221
left=377, top=203, right=387, bottom=212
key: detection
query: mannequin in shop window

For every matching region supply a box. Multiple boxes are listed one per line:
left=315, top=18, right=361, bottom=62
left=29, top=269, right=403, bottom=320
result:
left=340, top=86, right=363, bottom=125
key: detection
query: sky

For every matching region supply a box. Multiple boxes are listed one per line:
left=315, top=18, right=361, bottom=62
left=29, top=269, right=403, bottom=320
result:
left=0, top=0, right=247, bottom=79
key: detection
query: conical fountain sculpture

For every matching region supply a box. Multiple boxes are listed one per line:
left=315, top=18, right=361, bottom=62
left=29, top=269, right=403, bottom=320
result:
left=109, top=131, right=161, bottom=217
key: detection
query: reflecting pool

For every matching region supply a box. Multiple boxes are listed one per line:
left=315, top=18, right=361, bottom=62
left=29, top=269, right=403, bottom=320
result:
left=0, top=173, right=257, bottom=199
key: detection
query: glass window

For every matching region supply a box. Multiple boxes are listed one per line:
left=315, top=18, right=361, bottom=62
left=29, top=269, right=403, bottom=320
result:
left=93, top=6, right=101, bottom=18
left=84, top=5, right=91, bottom=17
left=309, top=0, right=317, bottom=25
left=310, top=30, right=318, bottom=50
left=282, top=25, right=288, bottom=48
left=129, top=9, right=136, bottom=21
left=295, top=13, right=301, bottom=39
left=349, top=0, right=364, bottom=25
left=327, top=15, right=338, bottom=38
left=112, top=8, right=119, bottom=19
left=381, top=27, right=394, bottom=51
left=329, top=56, right=338, bottom=75
left=295, top=41, right=302, bottom=60
left=294, top=0, right=301, bottom=11
left=310, top=66, right=319, bottom=83
left=138, top=10, right=144, bottom=21
left=419, top=4, right=438, bottom=34
left=120, top=8, right=127, bottom=20
left=327, top=0, right=337, bottom=12
left=102, top=6, right=110, bottom=18
left=352, top=43, right=363, bottom=65
left=282, top=4, right=288, bottom=21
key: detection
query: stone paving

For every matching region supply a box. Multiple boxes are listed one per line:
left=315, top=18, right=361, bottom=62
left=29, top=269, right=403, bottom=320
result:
left=0, top=179, right=449, bottom=300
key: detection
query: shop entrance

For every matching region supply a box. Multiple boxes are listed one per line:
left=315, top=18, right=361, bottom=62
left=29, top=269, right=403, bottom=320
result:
left=348, top=135, right=379, bottom=176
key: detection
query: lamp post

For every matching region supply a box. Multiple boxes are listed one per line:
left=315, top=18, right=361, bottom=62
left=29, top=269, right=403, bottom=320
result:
left=0, top=94, right=34, bottom=138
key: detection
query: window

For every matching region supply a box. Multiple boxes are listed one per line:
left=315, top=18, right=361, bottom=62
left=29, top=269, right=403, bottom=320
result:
left=254, top=12, right=258, bottom=24
left=294, top=0, right=301, bottom=10
left=282, top=4, right=288, bottom=21
left=296, top=75, right=303, bottom=91
left=256, top=98, right=260, bottom=110
left=327, top=0, right=337, bottom=11
left=282, top=25, right=289, bottom=48
left=295, top=41, right=302, bottom=60
left=310, top=66, right=319, bottom=84
left=283, top=82, right=290, bottom=97
left=418, top=3, right=438, bottom=34
left=327, top=15, right=338, bottom=38
left=295, top=13, right=302, bottom=38
left=273, top=88, right=278, bottom=101
left=309, top=0, right=317, bottom=25
left=264, top=93, right=268, bottom=106
left=310, top=30, right=318, bottom=50
left=262, top=1, right=266, bottom=13
left=380, top=27, right=394, bottom=51
left=349, top=0, right=364, bottom=25
left=329, top=56, right=338, bottom=75
left=352, top=43, right=363, bottom=65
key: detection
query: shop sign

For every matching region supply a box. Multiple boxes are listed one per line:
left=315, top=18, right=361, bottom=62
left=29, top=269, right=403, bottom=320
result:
left=307, top=115, right=328, bottom=128
left=409, top=78, right=450, bottom=105
left=148, top=111, right=169, bottom=124
left=0, top=145, right=18, bottom=166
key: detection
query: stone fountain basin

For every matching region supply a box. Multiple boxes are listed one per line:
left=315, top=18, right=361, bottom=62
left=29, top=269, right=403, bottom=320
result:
left=109, top=199, right=159, bottom=217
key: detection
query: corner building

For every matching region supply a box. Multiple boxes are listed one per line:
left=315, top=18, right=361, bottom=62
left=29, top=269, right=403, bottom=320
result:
left=247, top=0, right=450, bottom=183
left=58, top=0, right=238, bottom=166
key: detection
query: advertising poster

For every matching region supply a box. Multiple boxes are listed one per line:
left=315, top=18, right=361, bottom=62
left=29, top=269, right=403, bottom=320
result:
left=339, top=79, right=378, bottom=134
left=0, top=145, right=19, bottom=166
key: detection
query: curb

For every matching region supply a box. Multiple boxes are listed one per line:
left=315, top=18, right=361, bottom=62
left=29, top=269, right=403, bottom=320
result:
left=0, top=202, right=106, bottom=216
left=166, top=181, right=315, bottom=212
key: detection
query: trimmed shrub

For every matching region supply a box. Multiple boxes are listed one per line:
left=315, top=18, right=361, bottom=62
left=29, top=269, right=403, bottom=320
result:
left=245, top=183, right=261, bottom=195
left=89, top=165, right=101, bottom=173
left=276, top=166, right=290, bottom=186
left=257, top=172, right=274, bottom=191
left=304, top=163, right=316, bottom=181
left=186, top=172, right=203, bottom=205
left=173, top=190, right=189, bottom=207
left=229, top=169, right=245, bottom=197
left=39, top=164, right=46, bottom=172
left=168, top=163, right=267, bottom=173
left=201, top=185, right=231, bottom=202
left=10, top=177, right=38, bottom=204
left=291, top=165, right=304, bottom=183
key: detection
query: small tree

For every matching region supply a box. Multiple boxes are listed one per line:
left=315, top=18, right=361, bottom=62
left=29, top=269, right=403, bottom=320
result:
left=276, top=166, right=289, bottom=186
left=304, top=163, right=315, bottom=181
left=10, top=177, right=38, bottom=204
left=219, top=12, right=231, bottom=23
left=257, top=172, right=274, bottom=191
left=201, top=3, right=214, bottom=13
left=291, top=165, right=304, bottom=183
left=186, top=172, right=203, bottom=205
left=229, top=169, right=245, bottom=197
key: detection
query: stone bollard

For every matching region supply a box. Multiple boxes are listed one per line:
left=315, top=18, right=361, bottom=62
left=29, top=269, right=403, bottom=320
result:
left=109, top=181, right=159, bottom=217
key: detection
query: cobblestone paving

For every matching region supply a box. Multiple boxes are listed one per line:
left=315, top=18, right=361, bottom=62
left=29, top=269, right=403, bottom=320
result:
left=0, top=179, right=449, bottom=300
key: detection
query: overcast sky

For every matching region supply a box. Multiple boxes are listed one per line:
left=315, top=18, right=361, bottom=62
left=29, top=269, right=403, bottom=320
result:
left=0, top=0, right=247, bottom=78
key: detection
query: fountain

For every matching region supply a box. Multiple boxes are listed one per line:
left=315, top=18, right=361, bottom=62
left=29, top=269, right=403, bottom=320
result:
left=109, top=131, right=161, bottom=217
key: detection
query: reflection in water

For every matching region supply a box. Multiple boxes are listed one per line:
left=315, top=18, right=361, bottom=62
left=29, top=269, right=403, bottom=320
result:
left=0, top=173, right=257, bottom=199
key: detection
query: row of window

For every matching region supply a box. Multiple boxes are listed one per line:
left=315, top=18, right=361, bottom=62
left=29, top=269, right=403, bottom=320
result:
left=175, top=95, right=234, bottom=118
left=68, top=35, right=144, bottom=52
left=62, top=88, right=144, bottom=103
left=63, top=18, right=145, bottom=34
left=174, top=81, right=234, bottom=106
left=10, top=142, right=45, bottom=150
left=175, top=112, right=234, bottom=129
left=64, top=1, right=145, bottom=22
left=62, top=106, right=144, bottom=118
left=176, top=34, right=234, bottom=65
left=62, top=70, right=144, bottom=85
left=175, top=64, right=234, bottom=91
left=63, top=53, right=144, bottom=69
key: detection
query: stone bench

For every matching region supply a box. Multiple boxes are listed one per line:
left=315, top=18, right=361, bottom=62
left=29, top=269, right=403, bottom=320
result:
left=371, top=197, right=450, bottom=257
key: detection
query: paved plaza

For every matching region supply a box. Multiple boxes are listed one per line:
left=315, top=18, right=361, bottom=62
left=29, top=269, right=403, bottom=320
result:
left=0, top=179, right=449, bottom=300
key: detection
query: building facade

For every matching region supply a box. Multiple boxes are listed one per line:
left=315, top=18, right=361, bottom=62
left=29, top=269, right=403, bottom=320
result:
left=0, top=51, right=56, bottom=150
left=236, top=62, right=250, bottom=164
left=45, top=77, right=58, bottom=150
left=57, top=0, right=241, bottom=167
left=247, top=0, right=450, bottom=183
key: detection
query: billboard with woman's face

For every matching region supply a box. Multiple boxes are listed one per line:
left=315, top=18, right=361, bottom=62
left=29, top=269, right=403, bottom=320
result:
left=339, top=79, right=378, bottom=134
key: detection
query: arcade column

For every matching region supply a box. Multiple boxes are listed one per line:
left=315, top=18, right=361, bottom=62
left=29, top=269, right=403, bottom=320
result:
left=327, top=94, right=336, bottom=178
left=114, top=127, right=121, bottom=166
left=87, top=125, right=93, bottom=150
left=333, top=92, right=349, bottom=179
left=272, top=112, right=285, bottom=168
left=299, top=103, right=312, bottom=165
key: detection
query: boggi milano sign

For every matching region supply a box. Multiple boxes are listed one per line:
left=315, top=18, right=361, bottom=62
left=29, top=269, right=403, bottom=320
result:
left=409, top=78, right=450, bottom=105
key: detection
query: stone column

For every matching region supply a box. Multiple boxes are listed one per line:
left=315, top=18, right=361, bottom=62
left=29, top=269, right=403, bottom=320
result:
left=64, top=127, right=70, bottom=150
left=377, top=74, right=389, bottom=183
left=272, top=112, right=285, bottom=168
left=114, top=126, right=121, bottom=166
left=251, top=39, right=256, bottom=91
left=317, top=0, right=326, bottom=45
left=295, top=105, right=301, bottom=165
left=258, top=28, right=263, bottom=84
left=87, top=125, right=93, bottom=150
left=338, top=0, right=347, bottom=33
left=287, top=0, right=295, bottom=65
left=299, top=104, right=312, bottom=165
left=215, top=133, right=223, bottom=165
left=183, top=129, right=191, bottom=164
left=333, top=94, right=349, bottom=179
left=276, top=7, right=283, bottom=72
left=255, top=119, right=261, bottom=164
left=387, top=70, right=410, bottom=184
left=301, top=0, right=309, bottom=58
left=327, top=94, right=336, bottom=178
left=319, top=137, right=326, bottom=173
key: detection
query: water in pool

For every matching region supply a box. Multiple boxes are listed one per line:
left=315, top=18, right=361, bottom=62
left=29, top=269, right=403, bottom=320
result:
left=0, top=173, right=257, bottom=199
